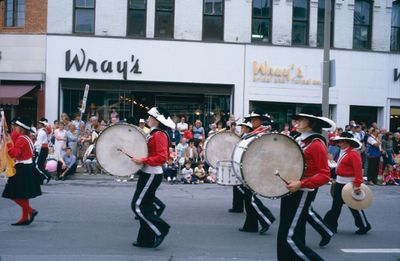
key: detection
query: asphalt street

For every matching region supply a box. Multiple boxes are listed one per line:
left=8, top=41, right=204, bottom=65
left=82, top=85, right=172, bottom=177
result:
left=0, top=174, right=399, bottom=261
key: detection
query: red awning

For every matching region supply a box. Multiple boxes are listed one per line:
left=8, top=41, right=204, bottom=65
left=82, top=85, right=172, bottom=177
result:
left=0, top=85, right=36, bottom=105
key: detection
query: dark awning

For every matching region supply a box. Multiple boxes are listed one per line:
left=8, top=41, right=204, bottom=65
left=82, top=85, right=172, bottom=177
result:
left=0, top=85, right=36, bottom=105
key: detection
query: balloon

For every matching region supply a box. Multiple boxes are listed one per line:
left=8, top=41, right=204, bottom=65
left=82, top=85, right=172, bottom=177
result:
left=45, top=159, right=58, bottom=173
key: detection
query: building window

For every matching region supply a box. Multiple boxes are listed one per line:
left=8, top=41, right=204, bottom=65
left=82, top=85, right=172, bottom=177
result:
left=127, top=0, right=147, bottom=36
left=292, top=0, right=309, bottom=45
left=155, top=0, right=174, bottom=38
left=353, top=0, right=372, bottom=49
left=252, top=0, right=272, bottom=43
left=74, top=0, right=95, bottom=33
left=317, top=0, right=334, bottom=47
left=391, top=0, right=400, bottom=52
left=203, top=0, right=224, bottom=41
left=4, top=0, right=25, bottom=27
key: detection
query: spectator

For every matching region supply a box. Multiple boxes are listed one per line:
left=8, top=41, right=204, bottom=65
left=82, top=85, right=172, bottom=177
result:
left=177, top=117, right=188, bottom=135
left=60, top=112, right=71, bottom=126
left=382, top=132, right=395, bottom=171
left=78, top=124, right=91, bottom=166
left=226, top=114, right=240, bottom=129
left=66, top=123, right=79, bottom=158
left=366, top=128, right=382, bottom=185
left=229, top=122, right=240, bottom=135
left=138, top=119, right=149, bottom=134
left=197, top=140, right=205, bottom=162
left=176, top=137, right=188, bottom=169
left=280, top=124, right=290, bottom=136
left=207, top=167, right=217, bottom=183
left=84, top=144, right=98, bottom=175
left=57, top=147, right=77, bottom=181
left=54, top=121, right=67, bottom=161
left=167, top=127, right=181, bottom=147
left=110, top=107, right=119, bottom=122
left=192, top=120, right=205, bottom=141
left=181, top=161, right=193, bottom=184
left=169, top=147, right=177, bottom=161
left=382, top=165, right=399, bottom=185
left=164, top=157, right=178, bottom=184
left=208, top=124, right=217, bottom=136
left=183, top=125, right=193, bottom=140
left=393, top=132, right=400, bottom=155
left=184, top=139, right=198, bottom=167
left=72, top=113, right=85, bottom=133
left=193, top=161, right=207, bottom=183
left=87, top=103, right=100, bottom=122
left=216, top=121, right=224, bottom=132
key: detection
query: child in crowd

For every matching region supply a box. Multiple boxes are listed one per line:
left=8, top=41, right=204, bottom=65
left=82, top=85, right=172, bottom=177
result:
left=207, top=166, right=217, bottom=183
left=193, top=161, right=207, bottom=184
left=181, top=161, right=193, bottom=184
left=164, top=157, right=178, bottom=184
left=382, top=164, right=399, bottom=185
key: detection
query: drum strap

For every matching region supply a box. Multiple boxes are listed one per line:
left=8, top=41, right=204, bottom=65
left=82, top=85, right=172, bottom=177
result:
left=149, top=129, right=171, bottom=149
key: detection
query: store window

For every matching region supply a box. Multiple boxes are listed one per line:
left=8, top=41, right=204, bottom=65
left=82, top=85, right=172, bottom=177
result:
left=155, top=0, right=174, bottom=38
left=317, top=0, right=334, bottom=47
left=390, top=107, right=400, bottom=132
left=74, top=0, right=95, bottom=33
left=391, top=0, right=400, bottom=52
left=350, top=105, right=377, bottom=127
left=292, top=0, right=309, bottom=45
left=127, top=0, right=147, bottom=36
left=4, top=0, right=25, bottom=27
left=353, top=0, right=372, bottom=49
left=251, top=0, right=272, bottom=43
left=203, top=0, right=224, bottom=41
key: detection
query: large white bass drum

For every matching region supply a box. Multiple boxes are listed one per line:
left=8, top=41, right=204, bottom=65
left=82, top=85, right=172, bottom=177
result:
left=95, top=123, right=148, bottom=177
left=203, top=130, right=240, bottom=168
left=232, top=133, right=305, bottom=198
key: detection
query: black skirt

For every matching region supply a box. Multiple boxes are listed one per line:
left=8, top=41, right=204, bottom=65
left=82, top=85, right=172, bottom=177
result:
left=2, top=163, right=42, bottom=199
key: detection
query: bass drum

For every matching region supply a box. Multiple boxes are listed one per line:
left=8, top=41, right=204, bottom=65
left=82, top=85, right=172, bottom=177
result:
left=203, top=131, right=240, bottom=168
left=232, top=133, right=305, bottom=199
left=95, top=123, right=148, bottom=177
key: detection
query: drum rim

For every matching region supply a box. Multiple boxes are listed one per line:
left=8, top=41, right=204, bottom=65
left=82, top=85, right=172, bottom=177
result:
left=203, top=130, right=240, bottom=168
left=95, top=123, right=147, bottom=176
left=232, top=132, right=306, bottom=199
left=215, top=160, right=242, bottom=186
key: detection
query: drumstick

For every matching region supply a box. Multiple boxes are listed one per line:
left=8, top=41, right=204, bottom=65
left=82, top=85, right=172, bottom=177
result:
left=117, top=148, right=132, bottom=159
left=275, top=170, right=289, bottom=185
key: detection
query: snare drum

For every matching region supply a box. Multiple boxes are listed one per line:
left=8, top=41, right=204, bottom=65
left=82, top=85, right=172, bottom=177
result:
left=204, top=131, right=240, bottom=168
left=216, top=160, right=242, bottom=186
left=95, top=123, right=148, bottom=177
left=232, top=133, right=305, bottom=198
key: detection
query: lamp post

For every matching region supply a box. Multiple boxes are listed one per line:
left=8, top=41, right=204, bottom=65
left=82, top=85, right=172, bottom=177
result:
left=322, top=0, right=331, bottom=118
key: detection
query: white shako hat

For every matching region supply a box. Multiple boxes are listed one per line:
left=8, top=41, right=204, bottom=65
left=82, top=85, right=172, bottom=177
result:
left=147, top=107, right=175, bottom=129
left=238, top=121, right=253, bottom=131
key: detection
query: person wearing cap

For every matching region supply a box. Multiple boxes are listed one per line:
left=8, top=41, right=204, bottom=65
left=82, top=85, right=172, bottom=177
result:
left=3, top=117, right=42, bottom=226
left=238, top=112, right=276, bottom=234
left=324, top=132, right=371, bottom=235
left=130, top=107, right=174, bottom=248
left=138, top=119, right=149, bottom=134
left=35, top=118, right=52, bottom=183
left=228, top=121, right=253, bottom=213
left=277, top=108, right=333, bottom=261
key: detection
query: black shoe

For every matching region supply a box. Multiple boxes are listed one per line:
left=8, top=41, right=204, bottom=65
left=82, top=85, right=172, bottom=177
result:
left=46, top=175, right=52, bottom=184
left=228, top=208, right=243, bottom=213
left=11, top=220, right=30, bottom=226
left=134, top=216, right=139, bottom=220
left=153, top=230, right=169, bottom=248
left=238, top=228, right=258, bottom=233
left=132, top=241, right=153, bottom=248
left=259, top=226, right=270, bottom=235
left=355, top=225, right=371, bottom=235
left=29, top=210, right=38, bottom=224
left=319, top=235, right=332, bottom=247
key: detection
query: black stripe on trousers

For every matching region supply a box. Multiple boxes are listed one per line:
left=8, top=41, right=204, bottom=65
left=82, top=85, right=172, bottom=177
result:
left=131, top=171, right=170, bottom=246
left=277, top=190, right=324, bottom=261
left=324, top=182, right=370, bottom=231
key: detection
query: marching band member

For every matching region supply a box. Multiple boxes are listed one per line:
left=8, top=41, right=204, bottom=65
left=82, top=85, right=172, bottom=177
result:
left=34, top=117, right=52, bottom=183
left=2, top=117, right=42, bottom=226
left=324, top=132, right=371, bottom=234
left=130, top=107, right=174, bottom=248
left=239, top=112, right=275, bottom=234
left=228, top=121, right=253, bottom=213
left=277, top=108, right=334, bottom=261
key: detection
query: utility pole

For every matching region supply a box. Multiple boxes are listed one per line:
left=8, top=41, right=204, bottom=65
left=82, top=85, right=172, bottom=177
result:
left=322, top=0, right=331, bottom=118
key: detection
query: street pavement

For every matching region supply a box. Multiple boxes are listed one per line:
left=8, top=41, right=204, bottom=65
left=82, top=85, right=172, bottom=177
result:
left=0, top=174, right=399, bottom=261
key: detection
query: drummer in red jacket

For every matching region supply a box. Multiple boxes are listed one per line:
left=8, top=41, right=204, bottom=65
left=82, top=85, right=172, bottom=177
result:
left=130, top=107, right=175, bottom=248
left=277, top=108, right=334, bottom=261
left=324, top=132, right=371, bottom=235
left=3, top=117, right=42, bottom=226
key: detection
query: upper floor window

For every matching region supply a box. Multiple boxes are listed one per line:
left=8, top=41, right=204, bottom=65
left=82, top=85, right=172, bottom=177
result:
left=203, top=0, right=224, bottom=41
left=391, top=0, right=400, bottom=51
left=292, top=0, right=309, bottom=45
left=127, top=0, right=147, bottom=36
left=317, top=0, right=334, bottom=47
left=4, top=0, right=25, bottom=27
left=155, top=0, right=174, bottom=38
left=74, top=0, right=95, bottom=33
left=353, top=0, right=372, bottom=49
left=252, top=0, right=272, bottom=43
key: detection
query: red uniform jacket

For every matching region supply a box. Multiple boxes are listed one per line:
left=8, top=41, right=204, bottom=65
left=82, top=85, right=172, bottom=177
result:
left=336, top=147, right=363, bottom=187
left=300, top=137, right=331, bottom=189
left=7, top=135, right=34, bottom=161
left=140, top=130, right=169, bottom=167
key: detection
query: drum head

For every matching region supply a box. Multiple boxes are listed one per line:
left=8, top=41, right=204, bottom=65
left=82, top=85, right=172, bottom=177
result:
left=241, top=133, right=304, bottom=198
left=204, top=131, right=240, bottom=168
left=95, top=124, right=148, bottom=177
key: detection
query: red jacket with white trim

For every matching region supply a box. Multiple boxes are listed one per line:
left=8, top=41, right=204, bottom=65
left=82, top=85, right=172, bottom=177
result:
left=140, top=130, right=169, bottom=167
left=336, top=147, right=363, bottom=187
left=7, top=135, right=34, bottom=161
left=300, top=138, right=331, bottom=189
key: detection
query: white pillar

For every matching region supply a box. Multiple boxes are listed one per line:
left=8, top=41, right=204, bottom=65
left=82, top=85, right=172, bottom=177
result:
left=146, top=0, right=155, bottom=38
left=309, top=0, right=319, bottom=47
left=272, top=0, right=293, bottom=45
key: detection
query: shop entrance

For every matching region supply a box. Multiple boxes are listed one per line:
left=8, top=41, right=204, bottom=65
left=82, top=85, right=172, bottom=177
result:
left=390, top=107, right=400, bottom=132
